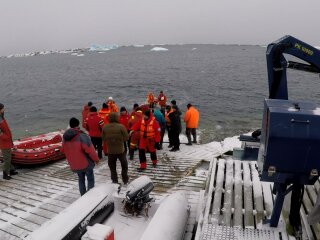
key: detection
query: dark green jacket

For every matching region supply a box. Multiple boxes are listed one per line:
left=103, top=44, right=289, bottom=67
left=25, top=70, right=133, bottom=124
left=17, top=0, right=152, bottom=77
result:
left=102, top=112, right=129, bottom=154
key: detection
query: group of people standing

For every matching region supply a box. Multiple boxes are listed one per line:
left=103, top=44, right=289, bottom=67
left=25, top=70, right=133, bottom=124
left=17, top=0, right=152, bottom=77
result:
left=0, top=92, right=199, bottom=197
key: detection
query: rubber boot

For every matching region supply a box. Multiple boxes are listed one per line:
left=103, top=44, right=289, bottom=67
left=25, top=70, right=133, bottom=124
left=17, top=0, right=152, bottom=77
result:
left=3, top=171, right=11, bottom=180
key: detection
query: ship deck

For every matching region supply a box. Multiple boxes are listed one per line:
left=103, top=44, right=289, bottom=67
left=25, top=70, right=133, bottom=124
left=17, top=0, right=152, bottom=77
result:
left=0, top=135, right=319, bottom=240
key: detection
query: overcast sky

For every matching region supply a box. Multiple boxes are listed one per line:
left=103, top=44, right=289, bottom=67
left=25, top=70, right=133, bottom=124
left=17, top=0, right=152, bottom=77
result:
left=0, top=0, right=319, bottom=56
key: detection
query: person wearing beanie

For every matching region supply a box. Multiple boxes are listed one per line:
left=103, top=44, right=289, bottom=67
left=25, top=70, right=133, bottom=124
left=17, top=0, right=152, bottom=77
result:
left=184, top=103, right=200, bottom=145
left=130, top=109, right=161, bottom=171
left=63, top=117, right=99, bottom=195
left=84, top=106, right=104, bottom=159
left=168, top=105, right=182, bottom=151
left=82, top=101, right=93, bottom=128
left=106, top=97, right=119, bottom=113
left=102, top=112, right=129, bottom=184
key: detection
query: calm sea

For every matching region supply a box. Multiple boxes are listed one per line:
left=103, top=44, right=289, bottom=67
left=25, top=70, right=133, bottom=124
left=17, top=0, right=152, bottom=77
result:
left=1, top=45, right=320, bottom=143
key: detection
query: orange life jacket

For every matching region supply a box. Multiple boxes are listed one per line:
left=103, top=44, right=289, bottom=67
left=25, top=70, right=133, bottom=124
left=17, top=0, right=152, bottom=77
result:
left=98, top=108, right=111, bottom=124
left=140, top=117, right=155, bottom=139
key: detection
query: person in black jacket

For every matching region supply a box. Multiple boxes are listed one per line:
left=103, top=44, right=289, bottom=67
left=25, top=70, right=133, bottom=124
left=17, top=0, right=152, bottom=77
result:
left=168, top=105, right=182, bottom=151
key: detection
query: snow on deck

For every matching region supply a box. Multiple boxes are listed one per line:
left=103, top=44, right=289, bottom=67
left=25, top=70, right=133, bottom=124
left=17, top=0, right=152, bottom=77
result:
left=0, top=134, right=237, bottom=239
left=2, top=133, right=319, bottom=240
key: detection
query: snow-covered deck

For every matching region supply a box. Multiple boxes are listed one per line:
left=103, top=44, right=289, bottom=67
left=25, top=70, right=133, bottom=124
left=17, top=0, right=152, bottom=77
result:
left=0, top=135, right=237, bottom=239
left=1, top=134, right=319, bottom=239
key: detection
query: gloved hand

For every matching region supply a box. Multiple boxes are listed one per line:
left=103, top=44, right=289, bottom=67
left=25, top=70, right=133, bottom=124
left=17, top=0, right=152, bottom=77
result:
left=154, top=142, right=161, bottom=150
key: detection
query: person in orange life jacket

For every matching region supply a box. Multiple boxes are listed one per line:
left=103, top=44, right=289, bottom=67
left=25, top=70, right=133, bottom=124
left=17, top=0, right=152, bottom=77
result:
left=82, top=101, right=92, bottom=128
left=102, top=112, right=129, bottom=184
left=106, top=97, right=119, bottom=113
left=128, top=107, right=143, bottom=160
left=147, top=92, right=155, bottom=109
left=157, top=91, right=167, bottom=109
left=168, top=105, right=182, bottom=151
left=130, top=109, right=161, bottom=171
left=84, top=106, right=104, bottom=159
left=98, top=103, right=111, bottom=125
left=62, top=117, right=99, bottom=196
left=0, top=103, right=18, bottom=180
left=184, top=103, right=200, bottom=145
left=119, top=106, right=130, bottom=152
left=165, top=105, right=174, bottom=148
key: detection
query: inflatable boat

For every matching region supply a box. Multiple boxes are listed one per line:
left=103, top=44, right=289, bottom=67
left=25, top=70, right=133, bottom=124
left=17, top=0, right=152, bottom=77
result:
left=26, top=176, right=190, bottom=240
left=0, top=131, right=65, bottom=165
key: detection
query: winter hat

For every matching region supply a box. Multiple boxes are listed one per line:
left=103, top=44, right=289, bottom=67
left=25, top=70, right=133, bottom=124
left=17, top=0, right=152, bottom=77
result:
left=171, top=100, right=176, bottom=105
left=108, top=96, right=113, bottom=100
left=133, top=103, right=139, bottom=109
left=120, top=106, right=127, bottom=112
left=0, top=103, right=4, bottom=110
left=90, top=106, right=97, bottom=112
left=144, top=109, right=151, bottom=117
left=102, top=103, right=108, bottom=108
left=187, top=103, right=192, bottom=109
left=88, top=101, right=93, bottom=107
left=69, top=117, right=80, bottom=128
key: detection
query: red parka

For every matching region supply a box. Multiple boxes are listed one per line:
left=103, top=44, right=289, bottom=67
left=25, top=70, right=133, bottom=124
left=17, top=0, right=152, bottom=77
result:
left=82, top=105, right=90, bottom=128
left=84, top=112, right=104, bottom=137
left=62, top=128, right=99, bottom=171
left=0, top=117, right=13, bottom=149
left=119, top=112, right=130, bottom=130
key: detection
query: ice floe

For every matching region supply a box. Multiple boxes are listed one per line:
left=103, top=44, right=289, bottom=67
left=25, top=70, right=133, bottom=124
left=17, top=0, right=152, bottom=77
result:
left=89, top=44, right=118, bottom=52
left=150, top=47, right=168, bottom=52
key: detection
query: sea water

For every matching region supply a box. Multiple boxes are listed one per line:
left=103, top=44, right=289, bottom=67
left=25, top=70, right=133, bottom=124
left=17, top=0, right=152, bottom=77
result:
left=1, top=45, right=320, bottom=143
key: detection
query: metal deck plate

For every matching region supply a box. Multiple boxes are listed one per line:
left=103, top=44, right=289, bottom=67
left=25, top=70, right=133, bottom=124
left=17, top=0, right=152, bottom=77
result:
left=200, top=224, right=278, bottom=240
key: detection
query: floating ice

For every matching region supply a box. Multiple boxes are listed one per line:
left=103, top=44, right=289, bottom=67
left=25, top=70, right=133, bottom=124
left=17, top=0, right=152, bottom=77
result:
left=77, top=54, right=85, bottom=57
left=315, top=46, right=320, bottom=50
left=133, top=44, right=144, bottom=48
left=192, top=48, right=197, bottom=50
left=89, top=44, right=118, bottom=52
left=150, top=47, right=168, bottom=52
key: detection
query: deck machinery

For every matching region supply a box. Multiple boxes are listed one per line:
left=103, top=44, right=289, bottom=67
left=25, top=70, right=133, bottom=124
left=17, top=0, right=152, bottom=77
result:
left=257, top=36, right=320, bottom=230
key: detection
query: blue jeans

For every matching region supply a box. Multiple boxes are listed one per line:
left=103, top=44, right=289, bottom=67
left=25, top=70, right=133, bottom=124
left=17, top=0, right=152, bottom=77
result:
left=77, top=168, right=95, bottom=196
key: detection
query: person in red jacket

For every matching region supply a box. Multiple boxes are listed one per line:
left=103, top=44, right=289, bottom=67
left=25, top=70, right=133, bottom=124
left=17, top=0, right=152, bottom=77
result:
left=82, top=101, right=92, bottom=128
left=128, top=107, right=143, bottom=160
left=131, top=109, right=161, bottom=171
left=0, top=103, right=18, bottom=180
left=84, top=106, right=104, bottom=159
left=119, top=107, right=130, bottom=152
left=63, top=117, right=99, bottom=195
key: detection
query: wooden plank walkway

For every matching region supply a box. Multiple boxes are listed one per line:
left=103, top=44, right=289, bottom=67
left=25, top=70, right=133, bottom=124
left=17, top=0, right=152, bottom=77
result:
left=0, top=140, right=215, bottom=240
left=196, top=157, right=320, bottom=240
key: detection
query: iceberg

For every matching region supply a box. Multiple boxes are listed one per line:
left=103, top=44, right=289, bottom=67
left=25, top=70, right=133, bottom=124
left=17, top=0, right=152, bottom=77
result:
left=133, top=44, right=144, bottom=48
left=315, top=46, right=320, bottom=50
left=89, top=44, right=119, bottom=52
left=150, top=47, right=168, bottom=52
left=191, top=48, right=197, bottom=50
